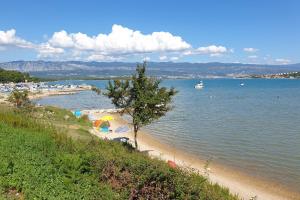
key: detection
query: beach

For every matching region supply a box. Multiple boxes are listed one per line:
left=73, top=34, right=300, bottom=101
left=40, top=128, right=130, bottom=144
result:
left=86, top=109, right=300, bottom=200
left=0, top=82, right=92, bottom=101
left=28, top=87, right=91, bottom=100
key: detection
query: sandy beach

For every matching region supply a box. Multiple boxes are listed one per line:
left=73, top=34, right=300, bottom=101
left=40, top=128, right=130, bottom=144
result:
left=85, top=110, right=300, bottom=200
left=0, top=85, right=91, bottom=101
left=28, top=87, right=90, bottom=100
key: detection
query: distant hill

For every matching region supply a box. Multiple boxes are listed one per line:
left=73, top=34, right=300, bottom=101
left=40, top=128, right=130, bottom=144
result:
left=0, top=68, right=40, bottom=83
left=1, top=60, right=300, bottom=78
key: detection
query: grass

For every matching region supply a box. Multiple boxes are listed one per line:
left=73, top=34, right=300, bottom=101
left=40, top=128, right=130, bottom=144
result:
left=0, top=105, right=239, bottom=200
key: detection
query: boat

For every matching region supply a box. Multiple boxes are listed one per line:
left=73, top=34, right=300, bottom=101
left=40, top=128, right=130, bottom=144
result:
left=240, top=83, right=245, bottom=86
left=195, top=81, right=204, bottom=89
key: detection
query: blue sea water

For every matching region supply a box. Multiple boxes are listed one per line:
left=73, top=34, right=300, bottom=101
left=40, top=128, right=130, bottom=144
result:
left=36, top=79, right=300, bottom=192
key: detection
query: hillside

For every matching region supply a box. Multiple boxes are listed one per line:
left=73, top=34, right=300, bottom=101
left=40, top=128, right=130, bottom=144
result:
left=0, top=68, right=40, bottom=83
left=0, top=104, right=238, bottom=200
left=1, top=61, right=300, bottom=78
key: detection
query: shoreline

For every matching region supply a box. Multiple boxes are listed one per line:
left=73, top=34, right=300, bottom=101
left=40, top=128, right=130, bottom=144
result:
left=85, top=110, right=300, bottom=200
left=0, top=87, right=91, bottom=102
left=28, top=87, right=90, bottom=100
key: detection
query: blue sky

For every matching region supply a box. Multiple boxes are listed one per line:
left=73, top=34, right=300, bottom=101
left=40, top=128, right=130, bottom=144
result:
left=0, top=0, right=299, bottom=64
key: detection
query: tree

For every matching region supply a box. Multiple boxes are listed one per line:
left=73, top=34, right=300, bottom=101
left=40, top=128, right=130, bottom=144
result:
left=8, top=89, right=31, bottom=108
left=105, top=62, right=177, bottom=149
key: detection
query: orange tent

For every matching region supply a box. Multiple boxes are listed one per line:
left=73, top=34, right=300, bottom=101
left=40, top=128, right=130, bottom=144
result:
left=93, top=120, right=103, bottom=127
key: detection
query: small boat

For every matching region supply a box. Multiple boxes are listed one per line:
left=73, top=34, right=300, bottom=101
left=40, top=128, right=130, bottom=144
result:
left=240, top=83, right=245, bottom=86
left=195, top=81, right=204, bottom=89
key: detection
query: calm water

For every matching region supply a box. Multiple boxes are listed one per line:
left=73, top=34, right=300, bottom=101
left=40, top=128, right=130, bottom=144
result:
left=36, top=79, right=300, bottom=192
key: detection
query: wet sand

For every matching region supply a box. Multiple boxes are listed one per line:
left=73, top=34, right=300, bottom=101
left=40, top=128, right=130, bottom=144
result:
left=87, top=111, right=300, bottom=200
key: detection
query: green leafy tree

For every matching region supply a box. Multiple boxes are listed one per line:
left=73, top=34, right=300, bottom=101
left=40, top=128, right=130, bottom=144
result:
left=8, top=89, right=31, bottom=108
left=105, top=62, right=177, bottom=149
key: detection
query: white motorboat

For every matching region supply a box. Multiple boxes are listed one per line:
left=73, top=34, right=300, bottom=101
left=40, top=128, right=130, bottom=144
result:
left=195, top=81, right=204, bottom=89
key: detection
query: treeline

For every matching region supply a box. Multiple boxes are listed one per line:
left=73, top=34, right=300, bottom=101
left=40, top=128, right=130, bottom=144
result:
left=0, top=68, right=40, bottom=83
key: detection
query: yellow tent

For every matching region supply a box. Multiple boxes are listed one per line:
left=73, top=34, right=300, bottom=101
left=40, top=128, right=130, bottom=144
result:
left=100, top=115, right=114, bottom=121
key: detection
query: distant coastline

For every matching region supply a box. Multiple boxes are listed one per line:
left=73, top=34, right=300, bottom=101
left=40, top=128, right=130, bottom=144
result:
left=1, top=61, right=300, bottom=80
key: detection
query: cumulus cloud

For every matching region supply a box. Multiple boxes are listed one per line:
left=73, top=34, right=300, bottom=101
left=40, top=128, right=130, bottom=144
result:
left=275, top=58, right=290, bottom=64
left=0, top=26, right=232, bottom=61
left=159, top=55, right=168, bottom=61
left=170, top=56, right=179, bottom=61
left=49, top=30, right=74, bottom=48
left=0, top=29, right=33, bottom=48
left=87, top=54, right=123, bottom=61
left=183, top=45, right=228, bottom=56
left=37, top=43, right=64, bottom=58
left=243, top=47, right=258, bottom=53
left=248, top=55, right=258, bottom=59
left=47, top=24, right=191, bottom=54
left=196, top=45, right=227, bottom=54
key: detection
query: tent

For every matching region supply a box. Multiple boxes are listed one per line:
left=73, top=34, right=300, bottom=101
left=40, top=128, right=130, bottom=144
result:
left=93, top=120, right=103, bottom=127
left=74, top=110, right=82, bottom=118
left=100, top=115, right=114, bottom=121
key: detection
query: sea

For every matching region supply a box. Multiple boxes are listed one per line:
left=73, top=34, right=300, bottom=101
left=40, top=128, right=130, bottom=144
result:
left=35, top=79, right=300, bottom=192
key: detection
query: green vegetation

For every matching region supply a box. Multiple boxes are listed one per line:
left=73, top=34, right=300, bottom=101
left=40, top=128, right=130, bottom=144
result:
left=105, top=63, right=177, bottom=148
left=0, top=104, right=238, bottom=200
left=0, top=68, right=40, bottom=83
left=8, top=89, right=31, bottom=108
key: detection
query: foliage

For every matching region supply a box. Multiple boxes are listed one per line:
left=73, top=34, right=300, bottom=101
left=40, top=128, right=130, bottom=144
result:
left=8, top=89, right=31, bottom=108
left=105, top=62, right=177, bottom=148
left=0, top=105, right=239, bottom=200
left=0, top=68, right=40, bottom=83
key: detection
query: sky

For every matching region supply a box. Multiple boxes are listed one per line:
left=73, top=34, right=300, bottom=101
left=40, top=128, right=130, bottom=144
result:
left=0, top=0, right=299, bottom=64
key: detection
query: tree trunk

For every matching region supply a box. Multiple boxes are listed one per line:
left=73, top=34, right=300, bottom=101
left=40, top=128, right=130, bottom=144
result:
left=133, top=125, right=138, bottom=150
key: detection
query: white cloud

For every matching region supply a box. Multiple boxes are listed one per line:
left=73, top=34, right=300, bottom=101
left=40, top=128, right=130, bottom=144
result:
left=248, top=55, right=258, bottom=59
left=49, top=30, right=74, bottom=48
left=210, top=53, right=223, bottom=57
left=275, top=58, right=290, bottom=64
left=87, top=54, right=123, bottom=61
left=0, top=27, right=232, bottom=62
left=159, top=55, right=167, bottom=60
left=183, top=45, right=228, bottom=56
left=243, top=47, right=258, bottom=53
left=170, top=56, right=179, bottom=61
left=47, top=24, right=191, bottom=54
left=0, top=29, right=33, bottom=48
left=196, top=45, right=227, bottom=54
left=37, top=43, right=64, bottom=58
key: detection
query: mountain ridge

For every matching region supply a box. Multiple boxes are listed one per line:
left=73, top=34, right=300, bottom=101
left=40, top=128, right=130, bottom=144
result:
left=1, top=60, right=300, bottom=78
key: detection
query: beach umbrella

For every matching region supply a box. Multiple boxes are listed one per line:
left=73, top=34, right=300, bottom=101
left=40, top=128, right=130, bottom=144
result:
left=100, top=115, right=114, bottom=121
